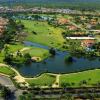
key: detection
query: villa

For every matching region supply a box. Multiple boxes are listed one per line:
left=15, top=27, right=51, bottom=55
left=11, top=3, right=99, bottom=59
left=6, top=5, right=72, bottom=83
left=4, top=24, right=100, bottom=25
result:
left=57, top=18, right=69, bottom=25
left=90, top=19, right=98, bottom=25
left=67, top=25, right=78, bottom=30
left=81, top=39, right=95, bottom=48
left=0, top=17, right=8, bottom=36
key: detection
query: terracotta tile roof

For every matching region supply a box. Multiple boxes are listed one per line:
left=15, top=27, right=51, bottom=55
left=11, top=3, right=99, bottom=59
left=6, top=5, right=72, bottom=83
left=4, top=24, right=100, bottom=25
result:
left=58, top=18, right=69, bottom=25
left=81, top=40, right=95, bottom=47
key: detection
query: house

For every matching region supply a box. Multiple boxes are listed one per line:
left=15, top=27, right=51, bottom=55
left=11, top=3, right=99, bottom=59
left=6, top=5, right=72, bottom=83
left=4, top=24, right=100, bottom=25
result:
left=0, top=17, right=8, bottom=37
left=67, top=25, right=77, bottom=30
left=81, top=40, right=95, bottom=48
left=57, top=18, right=69, bottom=25
left=90, top=19, right=97, bottom=25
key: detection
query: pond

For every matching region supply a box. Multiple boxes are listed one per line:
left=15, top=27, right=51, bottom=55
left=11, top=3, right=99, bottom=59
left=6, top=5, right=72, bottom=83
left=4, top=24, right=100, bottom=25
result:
left=13, top=41, right=100, bottom=77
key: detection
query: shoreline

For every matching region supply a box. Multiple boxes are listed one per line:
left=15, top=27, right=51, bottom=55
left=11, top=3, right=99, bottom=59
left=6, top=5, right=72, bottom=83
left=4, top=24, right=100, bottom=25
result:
left=0, top=63, right=99, bottom=79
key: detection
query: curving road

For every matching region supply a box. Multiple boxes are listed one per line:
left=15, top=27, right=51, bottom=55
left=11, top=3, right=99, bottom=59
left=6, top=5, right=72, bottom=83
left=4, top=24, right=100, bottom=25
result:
left=0, top=75, right=23, bottom=100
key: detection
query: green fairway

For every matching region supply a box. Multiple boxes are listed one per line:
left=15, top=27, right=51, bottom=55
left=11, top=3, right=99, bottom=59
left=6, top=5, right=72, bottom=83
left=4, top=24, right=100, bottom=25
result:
left=26, top=74, right=56, bottom=87
left=0, top=66, right=15, bottom=76
left=21, top=20, right=65, bottom=49
left=23, top=47, right=50, bottom=60
left=60, top=69, right=100, bottom=87
left=8, top=43, right=25, bottom=52
left=0, top=43, right=25, bottom=63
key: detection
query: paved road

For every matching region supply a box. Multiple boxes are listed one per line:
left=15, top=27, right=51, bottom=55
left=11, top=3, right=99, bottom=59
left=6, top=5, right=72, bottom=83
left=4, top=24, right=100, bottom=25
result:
left=0, top=75, right=14, bottom=87
left=0, top=75, right=23, bottom=100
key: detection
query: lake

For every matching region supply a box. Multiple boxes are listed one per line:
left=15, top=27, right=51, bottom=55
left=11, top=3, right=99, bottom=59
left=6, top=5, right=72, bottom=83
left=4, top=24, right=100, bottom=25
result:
left=13, top=41, right=100, bottom=77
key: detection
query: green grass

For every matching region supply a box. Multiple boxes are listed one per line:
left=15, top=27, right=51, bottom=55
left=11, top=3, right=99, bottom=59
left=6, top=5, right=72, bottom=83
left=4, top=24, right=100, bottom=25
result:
left=0, top=66, right=15, bottom=76
left=21, top=20, right=65, bottom=49
left=8, top=43, right=25, bottom=52
left=60, top=69, right=100, bottom=87
left=26, top=74, right=56, bottom=87
left=0, top=41, right=49, bottom=63
left=0, top=53, right=5, bottom=63
left=24, top=47, right=50, bottom=60
left=0, top=43, right=25, bottom=63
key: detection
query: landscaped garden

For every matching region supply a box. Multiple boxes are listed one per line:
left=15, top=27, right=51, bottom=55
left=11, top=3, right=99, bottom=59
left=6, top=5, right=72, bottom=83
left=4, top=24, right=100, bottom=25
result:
left=0, top=13, right=99, bottom=88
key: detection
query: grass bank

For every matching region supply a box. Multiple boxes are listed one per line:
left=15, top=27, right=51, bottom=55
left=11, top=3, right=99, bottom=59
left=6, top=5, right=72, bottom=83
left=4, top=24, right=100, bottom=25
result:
left=60, top=69, right=100, bottom=87
left=23, top=47, right=50, bottom=61
left=26, top=73, right=56, bottom=87
left=21, top=20, right=65, bottom=49
left=0, top=66, right=15, bottom=76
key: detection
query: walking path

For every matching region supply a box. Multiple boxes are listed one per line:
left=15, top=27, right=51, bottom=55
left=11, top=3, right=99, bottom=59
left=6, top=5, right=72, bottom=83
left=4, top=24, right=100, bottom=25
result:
left=14, top=47, right=30, bottom=56
left=52, top=74, right=61, bottom=88
left=0, top=63, right=29, bottom=86
left=0, top=63, right=62, bottom=88
left=20, top=47, right=30, bottom=52
left=0, top=63, right=8, bottom=67
left=0, top=47, right=30, bottom=85
left=0, top=67, right=23, bottom=99
left=12, top=68, right=29, bottom=85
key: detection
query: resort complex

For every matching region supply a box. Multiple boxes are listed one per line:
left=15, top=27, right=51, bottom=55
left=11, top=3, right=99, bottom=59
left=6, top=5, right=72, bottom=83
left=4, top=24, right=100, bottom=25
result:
left=0, top=1, right=100, bottom=99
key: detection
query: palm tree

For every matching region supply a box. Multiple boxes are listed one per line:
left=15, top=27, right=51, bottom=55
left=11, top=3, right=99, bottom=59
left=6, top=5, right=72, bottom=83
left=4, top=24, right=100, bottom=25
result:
left=4, top=44, right=9, bottom=56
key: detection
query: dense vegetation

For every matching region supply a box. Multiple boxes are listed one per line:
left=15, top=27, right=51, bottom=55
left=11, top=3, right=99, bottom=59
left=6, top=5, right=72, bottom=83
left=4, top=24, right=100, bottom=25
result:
left=1, top=0, right=100, bottom=9
left=0, top=84, right=12, bottom=99
left=0, top=18, right=16, bottom=49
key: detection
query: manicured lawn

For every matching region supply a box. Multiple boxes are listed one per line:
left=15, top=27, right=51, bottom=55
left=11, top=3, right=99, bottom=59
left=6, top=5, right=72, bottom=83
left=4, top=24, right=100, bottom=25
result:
left=26, top=74, right=56, bottom=87
left=0, top=53, right=5, bottom=63
left=21, top=20, right=65, bottom=49
left=0, top=43, right=25, bottom=63
left=0, top=41, right=49, bottom=63
left=0, top=66, right=15, bottom=76
left=8, top=43, right=25, bottom=52
left=23, top=47, right=50, bottom=60
left=60, top=69, right=100, bottom=87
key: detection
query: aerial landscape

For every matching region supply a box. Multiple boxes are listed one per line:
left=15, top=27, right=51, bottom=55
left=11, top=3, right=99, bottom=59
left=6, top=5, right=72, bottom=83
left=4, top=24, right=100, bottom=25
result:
left=0, top=0, right=100, bottom=99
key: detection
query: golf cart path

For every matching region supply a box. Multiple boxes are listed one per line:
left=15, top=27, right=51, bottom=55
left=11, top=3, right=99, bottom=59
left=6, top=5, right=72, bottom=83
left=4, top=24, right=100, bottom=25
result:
left=52, top=74, right=61, bottom=88
left=0, top=63, right=61, bottom=88
left=0, top=63, right=29, bottom=86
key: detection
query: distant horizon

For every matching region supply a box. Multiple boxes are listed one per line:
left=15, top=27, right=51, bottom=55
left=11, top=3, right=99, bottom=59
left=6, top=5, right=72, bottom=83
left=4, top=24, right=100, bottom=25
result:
left=0, top=0, right=100, bottom=9
left=0, top=0, right=100, bottom=3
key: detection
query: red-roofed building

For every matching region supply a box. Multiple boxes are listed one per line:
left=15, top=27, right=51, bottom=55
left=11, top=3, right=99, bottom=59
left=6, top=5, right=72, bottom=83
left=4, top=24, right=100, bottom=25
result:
left=81, top=40, right=95, bottom=48
left=58, top=18, right=69, bottom=25
left=67, top=25, right=77, bottom=30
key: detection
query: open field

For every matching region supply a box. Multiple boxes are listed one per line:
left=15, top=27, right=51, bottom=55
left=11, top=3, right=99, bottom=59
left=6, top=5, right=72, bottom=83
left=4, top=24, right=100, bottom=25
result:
left=60, top=69, right=100, bottom=87
left=0, top=42, right=49, bottom=63
left=0, top=65, right=100, bottom=88
left=24, top=47, right=50, bottom=60
left=25, top=69, right=100, bottom=87
left=0, top=43, right=25, bottom=63
left=0, top=66, right=15, bottom=76
left=0, top=13, right=100, bottom=89
left=21, top=20, right=65, bottom=49
left=26, top=73, right=56, bottom=87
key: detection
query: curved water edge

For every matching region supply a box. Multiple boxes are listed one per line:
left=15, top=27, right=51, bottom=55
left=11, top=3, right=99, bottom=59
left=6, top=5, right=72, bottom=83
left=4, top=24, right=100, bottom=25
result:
left=23, top=41, right=66, bottom=55
left=13, top=41, right=100, bottom=77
